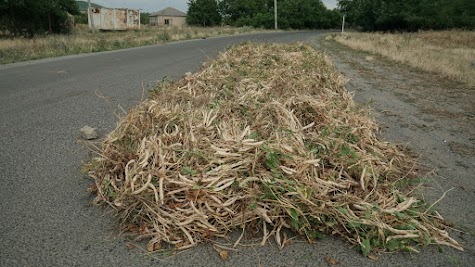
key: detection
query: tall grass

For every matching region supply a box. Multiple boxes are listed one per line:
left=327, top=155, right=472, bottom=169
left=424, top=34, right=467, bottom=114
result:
left=0, top=25, right=268, bottom=64
left=327, top=31, right=475, bottom=87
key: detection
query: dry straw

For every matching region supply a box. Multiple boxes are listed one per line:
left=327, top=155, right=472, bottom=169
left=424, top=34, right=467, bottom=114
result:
left=86, top=42, right=462, bottom=255
left=0, top=25, right=263, bottom=64
left=328, top=31, right=475, bottom=87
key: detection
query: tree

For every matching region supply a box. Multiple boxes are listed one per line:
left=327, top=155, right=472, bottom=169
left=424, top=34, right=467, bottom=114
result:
left=218, top=0, right=339, bottom=29
left=0, top=0, right=79, bottom=37
left=219, top=0, right=269, bottom=23
left=74, top=13, right=88, bottom=25
left=337, top=0, right=475, bottom=31
left=187, top=0, right=222, bottom=26
left=278, top=0, right=333, bottom=29
left=140, top=12, right=150, bottom=25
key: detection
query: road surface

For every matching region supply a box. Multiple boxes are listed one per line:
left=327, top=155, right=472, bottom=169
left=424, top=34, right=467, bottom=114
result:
left=1, top=31, right=471, bottom=266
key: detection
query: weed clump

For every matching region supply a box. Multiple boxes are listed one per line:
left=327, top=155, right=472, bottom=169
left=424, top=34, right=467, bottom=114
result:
left=86, top=43, right=462, bottom=255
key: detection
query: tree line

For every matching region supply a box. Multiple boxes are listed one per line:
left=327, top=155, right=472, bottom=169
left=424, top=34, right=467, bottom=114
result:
left=339, top=0, right=475, bottom=31
left=186, top=0, right=342, bottom=29
left=187, top=0, right=475, bottom=31
left=0, top=0, right=79, bottom=36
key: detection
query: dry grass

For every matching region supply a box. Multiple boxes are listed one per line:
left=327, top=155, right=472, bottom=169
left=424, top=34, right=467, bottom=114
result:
left=85, top=42, right=462, bottom=256
left=327, top=31, right=475, bottom=87
left=0, top=24, right=267, bottom=64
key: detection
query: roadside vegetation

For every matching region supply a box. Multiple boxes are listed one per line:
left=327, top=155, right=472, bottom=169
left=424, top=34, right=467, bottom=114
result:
left=325, top=1, right=475, bottom=87
left=0, top=0, right=79, bottom=36
left=338, top=0, right=475, bottom=32
left=327, top=31, right=475, bottom=87
left=0, top=25, right=265, bottom=64
left=86, top=42, right=462, bottom=256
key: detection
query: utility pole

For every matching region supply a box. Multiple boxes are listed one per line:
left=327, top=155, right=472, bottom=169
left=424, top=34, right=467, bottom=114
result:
left=342, top=14, right=346, bottom=33
left=88, top=0, right=95, bottom=33
left=274, top=0, right=278, bottom=30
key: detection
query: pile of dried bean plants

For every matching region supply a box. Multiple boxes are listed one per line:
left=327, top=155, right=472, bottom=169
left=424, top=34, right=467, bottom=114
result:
left=86, top=43, right=462, bottom=255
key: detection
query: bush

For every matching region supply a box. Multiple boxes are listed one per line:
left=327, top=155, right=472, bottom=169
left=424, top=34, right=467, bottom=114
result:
left=157, top=31, right=170, bottom=41
left=0, top=0, right=79, bottom=37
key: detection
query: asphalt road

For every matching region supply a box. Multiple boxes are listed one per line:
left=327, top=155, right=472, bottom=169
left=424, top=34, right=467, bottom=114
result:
left=0, top=31, right=469, bottom=267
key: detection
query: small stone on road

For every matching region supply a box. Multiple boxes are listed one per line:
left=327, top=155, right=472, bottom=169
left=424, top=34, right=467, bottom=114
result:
left=80, top=126, right=99, bottom=140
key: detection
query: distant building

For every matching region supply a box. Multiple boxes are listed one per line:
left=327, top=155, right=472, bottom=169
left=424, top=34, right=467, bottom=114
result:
left=88, top=7, right=140, bottom=30
left=149, top=7, right=187, bottom=27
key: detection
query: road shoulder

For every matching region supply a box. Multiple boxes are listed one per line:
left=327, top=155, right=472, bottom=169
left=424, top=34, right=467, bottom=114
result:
left=314, top=35, right=475, bottom=264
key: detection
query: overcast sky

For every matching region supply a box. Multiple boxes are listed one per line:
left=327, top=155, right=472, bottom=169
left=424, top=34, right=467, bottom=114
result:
left=91, top=0, right=338, bottom=13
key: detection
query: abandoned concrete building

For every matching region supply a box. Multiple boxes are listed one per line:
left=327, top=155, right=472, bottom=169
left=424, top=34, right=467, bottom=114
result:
left=149, top=7, right=187, bottom=27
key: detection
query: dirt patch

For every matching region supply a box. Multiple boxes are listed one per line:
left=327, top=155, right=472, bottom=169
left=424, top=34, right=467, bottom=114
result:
left=314, top=36, right=475, bottom=262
